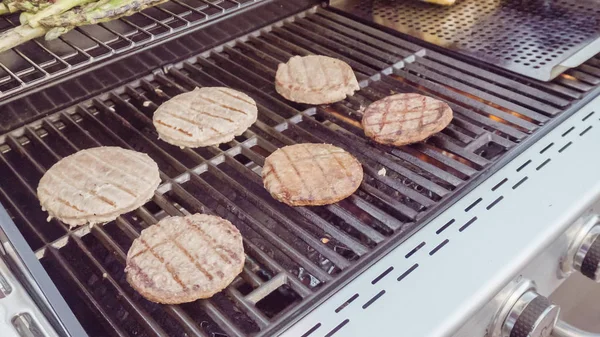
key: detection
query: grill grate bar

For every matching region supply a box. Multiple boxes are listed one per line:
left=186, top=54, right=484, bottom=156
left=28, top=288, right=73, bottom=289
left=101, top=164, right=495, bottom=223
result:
left=416, top=58, right=561, bottom=115
left=316, top=9, right=423, bottom=54
left=424, top=51, right=573, bottom=107
left=69, top=233, right=174, bottom=337
left=397, top=70, right=539, bottom=132
left=267, top=28, right=377, bottom=78
left=283, top=22, right=394, bottom=69
left=404, top=62, right=551, bottom=123
left=45, top=247, right=132, bottom=337
left=305, top=14, right=415, bottom=60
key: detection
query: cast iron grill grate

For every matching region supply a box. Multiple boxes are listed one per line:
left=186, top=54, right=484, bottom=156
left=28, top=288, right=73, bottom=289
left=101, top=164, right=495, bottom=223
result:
left=0, top=7, right=599, bottom=337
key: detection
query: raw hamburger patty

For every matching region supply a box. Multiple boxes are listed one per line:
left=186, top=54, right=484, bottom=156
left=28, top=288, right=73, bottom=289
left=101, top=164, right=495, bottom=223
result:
left=37, top=147, right=161, bottom=227
left=275, top=55, right=360, bottom=104
left=153, top=87, right=258, bottom=148
left=362, top=93, right=453, bottom=146
left=125, top=214, right=244, bottom=304
left=262, top=144, right=363, bottom=206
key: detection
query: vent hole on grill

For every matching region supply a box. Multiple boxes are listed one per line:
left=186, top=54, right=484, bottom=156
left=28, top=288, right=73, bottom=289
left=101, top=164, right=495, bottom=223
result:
left=486, top=196, right=504, bottom=210
left=436, top=219, right=455, bottom=234
left=255, top=284, right=301, bottom=318
left=429, top=239, right=449, bottom=254
left=335, top=293, right=359, bottom=313
left=405, top=241, right=426, bottom=258
left=558, top=141, right=572, bottom=153
left=371, top=266, right=394, bottom=285
left=459, top=217, right=478, bottom=232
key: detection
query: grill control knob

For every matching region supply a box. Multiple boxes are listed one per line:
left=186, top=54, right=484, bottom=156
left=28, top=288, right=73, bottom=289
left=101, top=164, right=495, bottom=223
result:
left=502, top=290, right=559, bottom=337
left=561, top=217, right=600, bottom=281
left=491, top=278, right=600, bottom=337
left=573, top=227, right=600, bottom=281
left=490, top=279, right=559, bottom=337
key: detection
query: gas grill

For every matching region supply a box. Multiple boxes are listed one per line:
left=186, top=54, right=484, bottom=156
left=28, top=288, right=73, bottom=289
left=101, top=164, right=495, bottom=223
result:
left=1, top=1, right=600, bottom=337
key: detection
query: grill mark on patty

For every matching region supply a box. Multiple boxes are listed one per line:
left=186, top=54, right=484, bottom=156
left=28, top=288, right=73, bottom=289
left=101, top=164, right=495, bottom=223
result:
left=126, top=261, right=156, bottom=288
left=130, top=240, right=171, bottom=259
left=301, top=56, right=317, bottom=90
left=263, top=163, right=287, bottom=199
left=56, top=197, right=85, bottom=213
left=281, top=147, right=315, bottom=201
left=47, top=172, right=117, bottom=208
left=364, top=114, right=438, bottom=127
left=195, top=95, right=249, bottom=116
left=170, top=235, right=215, bottom=281
left=83, top=151, right=154, bottom=184
left=163, top=109, right=227, bottom=128
left=327, top=148, right=358, bottom=186
left=303, top=145, right=337, bottom=199
left=139, top=238, right=188, bottom=290
left=155, top=120, right=193, bottom=137
left=378, top=94, right=396, bottom=133
left=371, top=102, right=448, bottom=137
left=185, top=218, right=238, bottom=264
left=68, top=163, right=139, bottom=199
left=216, top=89, right=254, bottom=106
left=152, top=221, right=219, bottom=281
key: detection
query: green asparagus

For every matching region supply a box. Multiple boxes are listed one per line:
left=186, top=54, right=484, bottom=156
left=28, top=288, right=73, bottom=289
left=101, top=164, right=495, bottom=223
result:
left=0, top=0, right=169, bottom=53
left=0, top=24, right=46, bottom=50
left=2, top=0, right=20, bottom=13
left=22, top=0, right=95, bottom=26
left=39, top=0, right=167, bottom=27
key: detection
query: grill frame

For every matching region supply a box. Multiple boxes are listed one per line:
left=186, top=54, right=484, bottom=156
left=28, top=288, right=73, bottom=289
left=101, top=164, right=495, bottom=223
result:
left=1, top=4, right=600, bottom=337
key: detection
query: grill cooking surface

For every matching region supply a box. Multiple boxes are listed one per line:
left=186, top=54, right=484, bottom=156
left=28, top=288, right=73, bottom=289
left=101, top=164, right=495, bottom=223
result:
left=1, top=6, right=600, bottom=337
left=0, top=0, right=266, bottom=99
left=331, top=0, right=600, bottom=81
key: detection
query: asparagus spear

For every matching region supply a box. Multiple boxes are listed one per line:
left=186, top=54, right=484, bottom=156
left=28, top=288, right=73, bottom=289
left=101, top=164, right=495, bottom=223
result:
left=39, top=0, right=167, bottom=27
left=21, top=0, right=95, bottom=27
left=0, top=24, right=46, bottom=52
left=2, top=0, right=20, bottom=13
left=1, top=0, right=168, bottom=52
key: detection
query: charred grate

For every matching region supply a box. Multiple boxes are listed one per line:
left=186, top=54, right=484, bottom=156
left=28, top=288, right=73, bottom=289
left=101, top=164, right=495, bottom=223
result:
left=332, top=0, right=600, bottom=81
left=0, top=0, right=268, bottom=99
left=0, top=7, right=599, bottom=337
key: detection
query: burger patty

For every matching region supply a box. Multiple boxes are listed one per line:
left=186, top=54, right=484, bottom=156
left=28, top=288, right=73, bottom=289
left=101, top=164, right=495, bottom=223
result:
left=262, top=143, right=363, bottom=206
left=125, top=214, right=245, bottom=304
left=275, top=55, right=360, bottom=105
left=361, top=93, right=453, bottom=146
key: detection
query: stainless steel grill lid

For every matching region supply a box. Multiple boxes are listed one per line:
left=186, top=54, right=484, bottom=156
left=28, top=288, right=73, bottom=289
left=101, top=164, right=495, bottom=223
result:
left=331, top=0, right=600, bottom=81
left=0, top=2, right=600, bottom=337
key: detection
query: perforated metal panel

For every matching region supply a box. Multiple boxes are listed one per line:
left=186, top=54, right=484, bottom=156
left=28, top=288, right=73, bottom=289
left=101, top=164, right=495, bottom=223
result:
left=331, top=0, right=600, bottom=81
